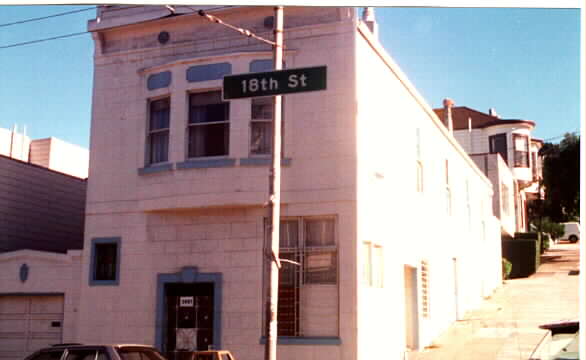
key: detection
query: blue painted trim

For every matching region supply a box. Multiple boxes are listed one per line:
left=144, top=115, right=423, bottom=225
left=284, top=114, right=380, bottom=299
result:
left=249, top=59, right=273, bottom=73
left=239, top=157, right=291, bottom=167
left=259, top=337, right=341, bottom=345
left=155, top=267, right=223, bottom=352
left=138, top=163, right=173, bottom=175
left=89, top=237, right=121, bottom=286
left=147, top=71, right=172, bottom=90
left=186, top=63, right=231, bottom=83
left=176, top=158, right=236, bottom=169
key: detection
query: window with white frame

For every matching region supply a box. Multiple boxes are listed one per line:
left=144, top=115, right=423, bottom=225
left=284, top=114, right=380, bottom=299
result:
left=250, top=97, right=273, bottom=155
left=147, top=97, right=170, bottom=164
left=188, top=91, right=229, bottom=158
left=513, top=133, right=530, bottom=168
left=362, top=241, right=384, bottom=288
left=265, top=217, right=338, bottom=337
left=501, top=183, right=510, bottom=216
left=250, top=97, right=284, bottom=156
left=445, top=159, right=451, bottom=215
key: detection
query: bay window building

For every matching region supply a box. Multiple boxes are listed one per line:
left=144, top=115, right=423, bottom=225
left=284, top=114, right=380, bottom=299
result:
left=80, top=6, right=502, bottom=360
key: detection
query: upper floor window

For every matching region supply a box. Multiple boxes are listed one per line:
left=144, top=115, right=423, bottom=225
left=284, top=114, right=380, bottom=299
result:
left=489, top=133, right=508, bottom=164
left=148, top=98, right=170, bottom=164
left=250, top=97, right=273, bottom=155
left=188, top=91, right=229, bottom=158
left=513, top=134, right=529, bottom=168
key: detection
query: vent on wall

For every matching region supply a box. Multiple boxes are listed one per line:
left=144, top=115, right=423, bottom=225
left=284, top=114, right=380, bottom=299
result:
left=420, top=260, right=430, bottom=318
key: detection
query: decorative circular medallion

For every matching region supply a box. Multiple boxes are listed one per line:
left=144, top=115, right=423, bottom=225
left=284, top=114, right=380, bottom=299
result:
left=158, top=31, right=170, bottom=45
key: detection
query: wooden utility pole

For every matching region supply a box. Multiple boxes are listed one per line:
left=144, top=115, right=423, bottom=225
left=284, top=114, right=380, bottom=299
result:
left=265, top=7, right=284, bottom=360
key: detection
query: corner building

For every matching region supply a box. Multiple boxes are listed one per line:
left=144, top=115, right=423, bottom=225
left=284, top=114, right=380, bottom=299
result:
left=81, top=6, right=502, bottom=360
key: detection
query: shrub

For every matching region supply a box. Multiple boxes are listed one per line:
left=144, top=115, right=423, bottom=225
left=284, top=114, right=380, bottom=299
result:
left=502, top=257, right=513, bottom=279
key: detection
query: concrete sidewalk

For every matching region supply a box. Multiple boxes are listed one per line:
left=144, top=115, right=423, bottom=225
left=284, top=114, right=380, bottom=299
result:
left=409, top=242, right=580, bottom=360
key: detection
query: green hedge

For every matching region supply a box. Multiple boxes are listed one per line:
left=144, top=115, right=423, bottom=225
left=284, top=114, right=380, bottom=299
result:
left=502, top=232, right=541, bottom=278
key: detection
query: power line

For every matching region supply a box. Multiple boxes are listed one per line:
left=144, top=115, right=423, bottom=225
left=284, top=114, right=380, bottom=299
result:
left=0, top=31, right=88, bottom=50
left=0, top=5, right=232, bottom=51
left=0, top=7, right=96, bottom=28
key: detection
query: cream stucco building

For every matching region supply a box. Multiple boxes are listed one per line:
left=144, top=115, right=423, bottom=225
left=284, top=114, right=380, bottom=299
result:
left=75, top=6, right=503, bottom=360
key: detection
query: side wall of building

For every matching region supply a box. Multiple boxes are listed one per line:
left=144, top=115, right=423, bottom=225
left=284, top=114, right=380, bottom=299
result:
left=354, top=23, right=502, bottom=357
left=0, top=155, right=86, bottom=253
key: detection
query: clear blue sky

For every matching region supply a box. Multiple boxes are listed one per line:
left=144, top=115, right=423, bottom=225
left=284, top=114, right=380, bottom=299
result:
left=0, top=6, right=581, bottom=149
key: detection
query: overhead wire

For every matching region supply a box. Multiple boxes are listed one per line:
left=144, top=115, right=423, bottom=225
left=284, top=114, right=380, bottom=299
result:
left=0, top=6, right=97, bottom=28
left=0, top=5, right=234, bottom=51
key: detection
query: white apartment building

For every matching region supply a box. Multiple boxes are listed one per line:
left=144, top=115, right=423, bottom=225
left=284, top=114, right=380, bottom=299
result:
left=76, top=6, right=502, bottom=360
left=434, top=105, right=544, bottom=235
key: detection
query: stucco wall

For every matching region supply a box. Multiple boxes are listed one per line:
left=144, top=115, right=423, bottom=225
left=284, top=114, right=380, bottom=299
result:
left=83, top=6, right=358, bottom=360
left=354, top=22, right=501, bottom=355
left=0, top=250, right=82, bottom=343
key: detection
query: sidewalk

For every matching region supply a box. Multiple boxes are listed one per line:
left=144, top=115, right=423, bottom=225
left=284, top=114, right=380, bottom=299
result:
left=410, top=242, right=580, bottom=360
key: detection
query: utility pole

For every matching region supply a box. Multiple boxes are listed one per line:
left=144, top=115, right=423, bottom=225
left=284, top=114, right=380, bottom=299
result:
left=265, top=8, right=284, bottom=360
left=198, top=7, right=285, bottom=360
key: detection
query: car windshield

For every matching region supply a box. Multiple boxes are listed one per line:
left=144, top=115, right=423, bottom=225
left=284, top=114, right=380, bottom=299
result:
left=116, top=348, right=167, bottom=360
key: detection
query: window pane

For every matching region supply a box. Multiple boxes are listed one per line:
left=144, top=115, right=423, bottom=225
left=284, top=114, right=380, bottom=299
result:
left=150, top=98, right=170, bottom=130
left=65, top=351, right=96, bottom=360
left=305, top=219, right=335, bottom=247
left=278, top=251, right=300, bottom=336
left=95, top=243, right=117, bottom=281
left=250, top=121, right=272, bottom=155
left=372, top=245, right=383, bottom=288
left=252, top=98, right=273, bottom=119
left=188, top=123, right=229, bottom=157
left=149, top=131, right=169, bottom=164
left=304, top=249, right=337, bottom=284
left=189, top=92, right=228, bottom=124
left=190, top=103, right=229, bottom=124
left=489, top=133, right=508, bottom=164
left=279, top=220, right=299, bottom=248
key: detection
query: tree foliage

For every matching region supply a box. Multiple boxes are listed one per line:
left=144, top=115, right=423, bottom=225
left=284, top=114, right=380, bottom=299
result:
left=539, top=133, right=580, bottom=222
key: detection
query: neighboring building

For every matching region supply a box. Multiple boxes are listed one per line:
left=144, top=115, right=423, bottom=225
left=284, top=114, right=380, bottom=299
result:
left=434, top=104, right=544, bottom=234
left=76, top=6, right=502, bottom=360
left=0, top=126, right=89, bottom=179
left=0, top=155, right=86, bottom=360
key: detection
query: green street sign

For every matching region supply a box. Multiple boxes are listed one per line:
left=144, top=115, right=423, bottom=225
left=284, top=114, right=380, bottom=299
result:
left=223, top=66, right=327, bottom=100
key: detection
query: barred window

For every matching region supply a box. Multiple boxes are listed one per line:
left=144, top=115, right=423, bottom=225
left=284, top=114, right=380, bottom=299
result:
left=265, top=217, right=338, bottom=337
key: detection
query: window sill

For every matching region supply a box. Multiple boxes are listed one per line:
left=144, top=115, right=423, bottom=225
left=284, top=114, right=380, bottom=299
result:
left=239, top=157, right=292, bottom=167
left=89, top=279, right=120, bottom=286
left=138, top=163, right=173, bottom=175
left=259, top=336, right=341, bottom=345
left=176, top=158, right=237, bottom=169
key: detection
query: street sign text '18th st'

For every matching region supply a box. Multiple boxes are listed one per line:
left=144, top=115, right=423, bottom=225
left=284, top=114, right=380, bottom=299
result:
left=222, top=66, right=327, bottom=100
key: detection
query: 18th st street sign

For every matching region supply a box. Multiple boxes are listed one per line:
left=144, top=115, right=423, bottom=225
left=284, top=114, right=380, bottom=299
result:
left=223, top=66, right=327, bottom=100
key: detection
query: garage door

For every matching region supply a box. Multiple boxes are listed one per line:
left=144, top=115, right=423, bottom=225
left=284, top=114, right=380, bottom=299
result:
left=0, top=295, right=64, bottom=360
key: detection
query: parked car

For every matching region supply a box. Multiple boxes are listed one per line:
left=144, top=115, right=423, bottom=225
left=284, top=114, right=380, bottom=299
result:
left=561, top=222, right=580, bottom=243
left=173, top=350, right=236, bottom=360
left=25, top=344, right=167, bottom=360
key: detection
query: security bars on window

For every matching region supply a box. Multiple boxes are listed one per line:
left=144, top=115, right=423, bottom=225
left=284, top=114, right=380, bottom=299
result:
left=264, top=217, right=338, bottom=337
